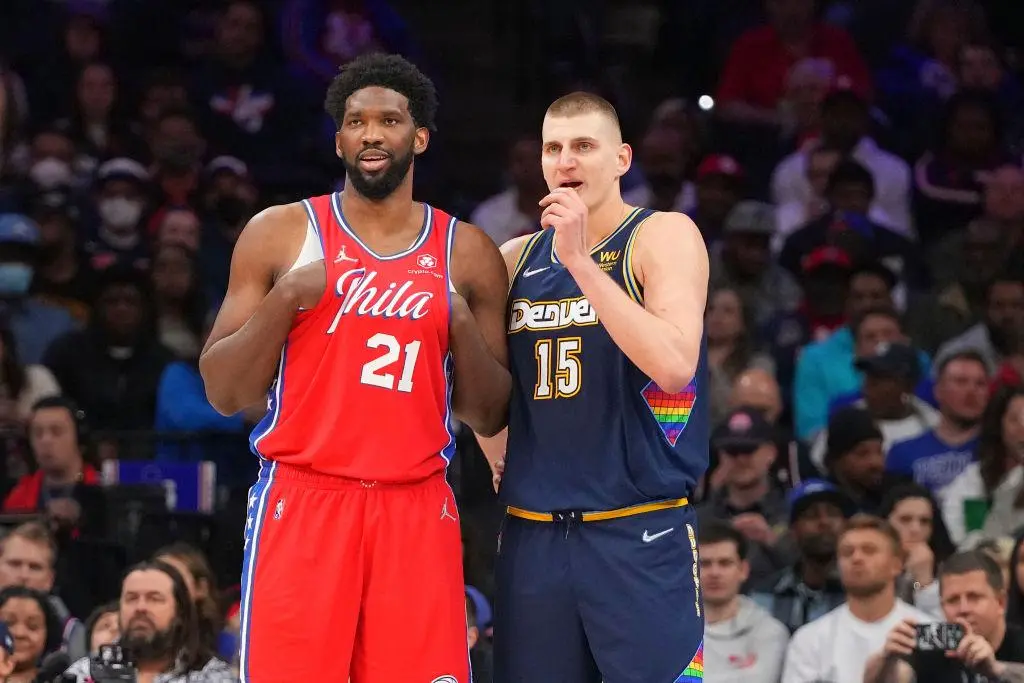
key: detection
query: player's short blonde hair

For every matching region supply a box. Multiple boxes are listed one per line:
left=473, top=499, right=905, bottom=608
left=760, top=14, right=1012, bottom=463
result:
left=546, top=91, right=621, bottom=132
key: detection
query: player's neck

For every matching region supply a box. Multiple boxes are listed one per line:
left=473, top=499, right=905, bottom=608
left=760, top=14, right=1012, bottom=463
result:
left=341, top=180, right=417, bottom=230
left=585, top=195, right=631, bottom=250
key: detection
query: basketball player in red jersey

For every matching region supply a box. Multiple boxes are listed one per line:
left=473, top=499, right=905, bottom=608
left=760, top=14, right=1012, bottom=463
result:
left=199, top=53, right=511, bottom=682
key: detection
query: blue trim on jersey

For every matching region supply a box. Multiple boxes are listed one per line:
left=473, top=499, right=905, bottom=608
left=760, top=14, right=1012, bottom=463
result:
left=300, top=198, right=325, bottom=254
left=238, top=459, right=278, bottom=683
left=248, top=344, right=288, bottom=457
left=440, top=214, right=458, bottom=465
left=330, top=192, right=432, bottom=260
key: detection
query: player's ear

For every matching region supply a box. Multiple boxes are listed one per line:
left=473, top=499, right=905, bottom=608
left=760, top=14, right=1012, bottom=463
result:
left=334, top=131, right=344, bottom=159
left=615, top=143, right=632, bottom=180
left=413, top=127, right=430, bottom=155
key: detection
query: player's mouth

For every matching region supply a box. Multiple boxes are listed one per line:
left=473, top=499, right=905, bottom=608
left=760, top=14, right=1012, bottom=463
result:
left=559, top=181, right=583, bottom=190
left=357, top=151, right=391, bottom=173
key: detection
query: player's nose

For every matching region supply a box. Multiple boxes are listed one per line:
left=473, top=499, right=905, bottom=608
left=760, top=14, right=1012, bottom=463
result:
left=361, top=123, right=386, bottom=145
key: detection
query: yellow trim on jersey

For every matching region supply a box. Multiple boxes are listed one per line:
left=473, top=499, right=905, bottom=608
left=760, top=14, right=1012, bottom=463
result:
left=549, top=206, right=643, bottom=264
left=509, top=230, right=547, bottom=289
left=623, top=210, right=656, bottom=304
left=506, top=497, right=689, bottom=523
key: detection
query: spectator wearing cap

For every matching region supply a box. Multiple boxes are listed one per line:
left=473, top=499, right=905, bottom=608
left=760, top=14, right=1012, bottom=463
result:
left=749, top=479, right=851, bottom=634
left=710, top=200, right=803, bottom=329
left=779, top=159, right=924, bottom=294
left=791, top=265, right=896, bottom=441
left=772, top=87, right=912, bottom=236
left=934, top=271, right=1024, bottom=376
left=825, top=308, right=935, bottom=420
left=700, top=408, right=791, bottom=584
left=818, top=406, right=914, bottom=515
left=197, top=156, right=258, bottom=304
left=0, top=621, right=14, bottom=679
left=28, top=186, right=97, bottom=324
left=42, top=266, right=174, bottom=449
left=714, top=0, right=870, bottom=131
left=85, top=158, right=151, bottom=272
left=685, top=154, right=745, bottom=244
left=885, top=351, right=988, bottom=499
left=0, top=214, right=75, bottom=365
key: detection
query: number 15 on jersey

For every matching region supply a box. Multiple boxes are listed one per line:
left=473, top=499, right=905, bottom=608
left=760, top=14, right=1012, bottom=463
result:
left=534, top=337, right=582, bottom=400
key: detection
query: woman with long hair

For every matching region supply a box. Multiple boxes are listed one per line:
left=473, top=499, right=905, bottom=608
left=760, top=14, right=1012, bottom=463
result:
left=152, top=543, right=226, bottom=661
left=940, top=385, right=1024, bottom=545
left=0, top=586, right=63, bottom=683
left=880, top=482, right=955, bottom=615
left=705, top=287, right=775, bottom=426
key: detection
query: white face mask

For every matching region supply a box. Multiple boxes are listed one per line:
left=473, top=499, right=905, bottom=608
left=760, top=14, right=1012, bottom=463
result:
left=29, top=158, right=73, bottom=189
left=98, top=197, right=143, bottom=229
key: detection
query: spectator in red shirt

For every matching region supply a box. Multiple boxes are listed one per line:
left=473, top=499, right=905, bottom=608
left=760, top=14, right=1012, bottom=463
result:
left=716, top=0, right=871, bottom=132
left=2, top=397, right=101, bottom=537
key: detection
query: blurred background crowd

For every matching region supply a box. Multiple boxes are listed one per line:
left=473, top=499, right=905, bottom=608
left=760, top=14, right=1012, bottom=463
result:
left=0, top=0, right=1024, bottom=681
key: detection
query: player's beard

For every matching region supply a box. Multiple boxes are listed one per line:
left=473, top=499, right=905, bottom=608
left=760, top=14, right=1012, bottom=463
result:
left=342, top=145, right=415, bottom=202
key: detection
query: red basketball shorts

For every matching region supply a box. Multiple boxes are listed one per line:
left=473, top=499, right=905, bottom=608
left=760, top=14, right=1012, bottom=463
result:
left=238, top=461, right=470, bottom=682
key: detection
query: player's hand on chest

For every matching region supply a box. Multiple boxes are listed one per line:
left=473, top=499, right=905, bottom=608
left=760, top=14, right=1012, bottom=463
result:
left=278, top=259, right=327, bottom=309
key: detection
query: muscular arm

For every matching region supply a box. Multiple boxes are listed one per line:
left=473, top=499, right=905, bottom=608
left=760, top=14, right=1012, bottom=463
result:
left=474, top=234, right=533, bottom=474
left=565, top=212, right=708, bottom=393
left=199, top=204, right=307, bottom=415
left=448, top=222, right=512, bottom=437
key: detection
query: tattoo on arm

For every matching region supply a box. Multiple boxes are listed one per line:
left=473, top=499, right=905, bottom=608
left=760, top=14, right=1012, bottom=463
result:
left=996, top=662, right=1024, bottom=683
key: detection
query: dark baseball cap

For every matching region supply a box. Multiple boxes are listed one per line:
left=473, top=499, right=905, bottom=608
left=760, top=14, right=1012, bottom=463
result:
left=712, top=408, right=775, bottom=451
left=826, top=406, right=883, bottom=460
left=854, top=342, right=919, bottom=381
left=788, top=479, right=854, bottom=522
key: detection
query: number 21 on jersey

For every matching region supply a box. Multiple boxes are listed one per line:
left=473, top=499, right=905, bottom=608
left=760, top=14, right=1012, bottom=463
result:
left=534, top=337, right=582, bottom=399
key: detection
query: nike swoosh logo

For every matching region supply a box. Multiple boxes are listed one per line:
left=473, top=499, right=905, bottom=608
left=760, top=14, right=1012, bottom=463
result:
left=642, top=528, right=675, bottom=543
left=522, top=267, right=548, bottom=278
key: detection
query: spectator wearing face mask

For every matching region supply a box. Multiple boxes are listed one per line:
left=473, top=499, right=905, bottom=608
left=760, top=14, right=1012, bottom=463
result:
left=84, top=157, right=151, bottom=272
left=0, top=214, right=75, bottom=365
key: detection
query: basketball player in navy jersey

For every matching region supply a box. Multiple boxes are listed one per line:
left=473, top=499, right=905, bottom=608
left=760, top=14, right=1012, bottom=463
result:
left=478, top=92, right=710, bottom=683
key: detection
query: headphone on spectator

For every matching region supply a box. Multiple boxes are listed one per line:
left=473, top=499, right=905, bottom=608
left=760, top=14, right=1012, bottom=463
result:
left=29, top=395, right=90, bottom=448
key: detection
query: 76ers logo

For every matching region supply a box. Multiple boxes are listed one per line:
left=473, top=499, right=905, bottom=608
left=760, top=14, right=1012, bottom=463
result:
left=326, top=268, right=435, bottom=334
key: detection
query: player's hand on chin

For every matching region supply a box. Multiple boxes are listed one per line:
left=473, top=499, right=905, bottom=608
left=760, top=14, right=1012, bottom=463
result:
left=539, top=187, right=589, bottom=269
left=275, top=259, right=328, bottom=310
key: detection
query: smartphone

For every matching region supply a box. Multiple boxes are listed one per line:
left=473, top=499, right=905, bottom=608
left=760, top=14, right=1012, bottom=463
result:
left=915, top=622, right=965, bottom=652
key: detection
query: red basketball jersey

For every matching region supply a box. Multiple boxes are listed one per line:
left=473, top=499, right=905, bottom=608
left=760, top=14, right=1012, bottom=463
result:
left=249, top=193, right=457, bottom=482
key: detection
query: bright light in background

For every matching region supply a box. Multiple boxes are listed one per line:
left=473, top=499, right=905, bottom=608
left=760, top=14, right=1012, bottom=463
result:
left=698, top=95, right=714, bottom=111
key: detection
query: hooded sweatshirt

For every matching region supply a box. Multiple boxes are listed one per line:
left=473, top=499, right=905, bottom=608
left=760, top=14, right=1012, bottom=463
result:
left=704, top=595, right=789, bottom=683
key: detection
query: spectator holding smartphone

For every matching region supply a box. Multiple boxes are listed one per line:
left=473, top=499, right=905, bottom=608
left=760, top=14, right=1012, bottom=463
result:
left=864, top=550, right=1024, bottom=683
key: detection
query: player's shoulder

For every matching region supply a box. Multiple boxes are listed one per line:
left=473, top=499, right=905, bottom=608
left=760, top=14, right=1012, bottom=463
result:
left=634, top=209, right=707, bottom=257
left=233, top=201, right=312, bottom=271
left=242, top=201, right=309, bottom=239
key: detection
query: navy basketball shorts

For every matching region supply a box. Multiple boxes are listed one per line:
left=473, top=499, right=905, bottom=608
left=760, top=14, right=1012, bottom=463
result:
left=493, top=503, right=704, bottom=683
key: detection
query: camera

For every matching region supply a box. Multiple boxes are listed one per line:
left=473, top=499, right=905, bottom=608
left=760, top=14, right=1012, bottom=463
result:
left=915, top=622, right=966, bottom=652
left=87, top=645, right=137, bottom=682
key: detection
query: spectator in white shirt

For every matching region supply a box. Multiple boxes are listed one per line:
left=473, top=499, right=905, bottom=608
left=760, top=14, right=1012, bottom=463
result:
left=469, top=132, right=546, bottom=246
left=772, top=88, right=912, bottom=237
left=782, top=514, right=932, bottom=683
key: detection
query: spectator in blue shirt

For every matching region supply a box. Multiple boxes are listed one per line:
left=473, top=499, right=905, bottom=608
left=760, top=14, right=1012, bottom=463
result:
left=886, top=350, right=989, bottom=496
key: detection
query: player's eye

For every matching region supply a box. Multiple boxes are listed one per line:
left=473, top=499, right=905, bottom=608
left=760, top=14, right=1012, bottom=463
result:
left=383, top=118, right=398, bottom=126
left=347, top=119, right=362, bottom=127
left=577, top=142, right=592, bottom=151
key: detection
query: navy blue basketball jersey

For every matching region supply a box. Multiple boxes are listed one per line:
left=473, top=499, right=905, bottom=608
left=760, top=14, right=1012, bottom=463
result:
left=501, top=207, right=709, bottom=512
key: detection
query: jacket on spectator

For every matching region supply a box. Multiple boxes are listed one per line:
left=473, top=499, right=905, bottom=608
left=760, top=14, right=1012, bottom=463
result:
left=2, top=465, right=99, bottom=512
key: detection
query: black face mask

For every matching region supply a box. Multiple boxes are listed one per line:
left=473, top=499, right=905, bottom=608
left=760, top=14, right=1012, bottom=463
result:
left=213, top=195, right=252, bottom=226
